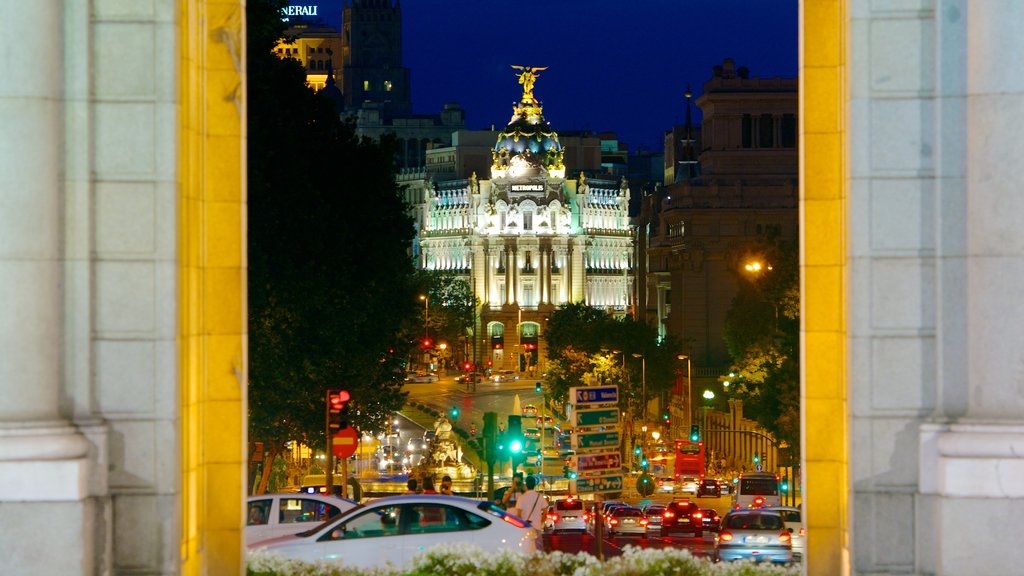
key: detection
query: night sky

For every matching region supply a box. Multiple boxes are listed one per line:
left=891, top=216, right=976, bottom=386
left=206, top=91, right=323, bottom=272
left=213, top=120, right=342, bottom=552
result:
left=291, top=0, right=798, bottom=151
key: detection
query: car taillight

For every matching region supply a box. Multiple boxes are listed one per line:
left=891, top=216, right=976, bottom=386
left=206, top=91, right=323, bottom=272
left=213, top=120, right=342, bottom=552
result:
left=503, top=515, right=527, bottom=528
left=549, top=513, right=559, bottom=523
left=693, top=512, right=703, bottom=519
left=779, top=532, right=791, bottom=543
left=640, top=518, right=649, bottom=526
left=753, top=497, right=765, bottom=507
left=663, top=511, right=675, bottom=518
left=583, top=513, right=590, bottom=522
left=719, top=531, right=734, bottom=542
left=609, top=519, right=619, bottom=525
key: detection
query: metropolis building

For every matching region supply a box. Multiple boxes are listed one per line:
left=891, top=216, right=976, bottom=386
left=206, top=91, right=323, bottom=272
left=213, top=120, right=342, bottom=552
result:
left=402, top=68, right=633, bottom=371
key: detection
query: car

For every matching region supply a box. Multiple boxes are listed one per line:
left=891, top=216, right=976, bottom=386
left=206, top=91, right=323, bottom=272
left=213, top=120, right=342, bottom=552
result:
left=700, top=508, right=722, bottom=532
left=246, top=493, right=358, bottom=546
left=660, top=499, right=704, bottom=537
left=524, top=427, right=541, bottom=441
left=767, top=506, right=805, bottom=560
left=587, top=501, right=625, bottom=532
left=677, top=476, right=699, bottom=495
left=491, top=370, right=518, bottom=382
left=521, top=404, right=539, bottom=416
left=605, top=506, right=648, bottom=538
left=249, top=495, right=538, bottom=570
left=714, top=508, right=793, bottom=564
left=641, top=504, right=666, bottom=531
left=405, top=372, right=439, bottom=383
left=540, top=446, right=561, bottom=460
left=655, top=476, right=676, bottom=493
left=549, top=498, right=588, bottom=533
left=697, top=478, right=721, bottom=497
left=457, top=372, right=483, bottom=383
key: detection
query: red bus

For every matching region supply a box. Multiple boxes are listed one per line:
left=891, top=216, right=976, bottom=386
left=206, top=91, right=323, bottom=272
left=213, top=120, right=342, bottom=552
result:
left=673, top=440, right=705, bottom=479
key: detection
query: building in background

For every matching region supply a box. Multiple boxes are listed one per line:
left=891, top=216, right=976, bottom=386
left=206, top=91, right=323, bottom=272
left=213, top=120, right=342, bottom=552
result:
left=634, top=59, right=798, bottom=413
left=402, top=68, right=633, bottom=372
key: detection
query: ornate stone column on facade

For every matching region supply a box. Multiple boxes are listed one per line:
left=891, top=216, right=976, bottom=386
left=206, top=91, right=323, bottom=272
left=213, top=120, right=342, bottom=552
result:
left=504, top=246, right=511, bottom=305
left=0, top=1, right=92, bottom=572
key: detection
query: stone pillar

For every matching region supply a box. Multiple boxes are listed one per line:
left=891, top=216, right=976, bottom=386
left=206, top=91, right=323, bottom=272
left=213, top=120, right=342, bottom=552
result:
left=0, top=0, right=93, bottom=572
left=504, top=247, right=511, bottom=305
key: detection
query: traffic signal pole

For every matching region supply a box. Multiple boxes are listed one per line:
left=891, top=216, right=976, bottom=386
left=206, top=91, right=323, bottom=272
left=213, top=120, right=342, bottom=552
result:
left=324, top=393, right=334, bottom=497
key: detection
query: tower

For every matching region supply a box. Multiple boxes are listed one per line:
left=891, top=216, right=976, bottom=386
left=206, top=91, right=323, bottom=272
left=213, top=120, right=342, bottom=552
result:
left=340, top=0, right=411, bottom=115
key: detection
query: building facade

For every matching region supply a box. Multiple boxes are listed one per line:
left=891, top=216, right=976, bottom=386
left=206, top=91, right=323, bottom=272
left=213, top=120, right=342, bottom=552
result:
left=636, top=59, right=798, bottom=385
left=403, top=68, right=634, bottom=371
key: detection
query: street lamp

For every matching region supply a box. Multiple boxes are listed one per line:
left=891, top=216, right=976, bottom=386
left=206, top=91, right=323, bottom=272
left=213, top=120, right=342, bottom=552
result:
left=677, top=354, right=693, bottom=432
left=632, top=353, right=646, bottom=422
left=418, top=294, right=429, bottom=342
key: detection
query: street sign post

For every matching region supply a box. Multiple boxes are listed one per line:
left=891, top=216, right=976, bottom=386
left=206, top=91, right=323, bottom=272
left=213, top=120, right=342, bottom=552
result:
left=569, top=385, right=618, bottom=406
left=571, top=452, right=621, bottom=475
left=571, top=407, right=620, bottom=428
left=573, top=475, right=624, bottom=494
left=571, top=430, right=620, bottom=451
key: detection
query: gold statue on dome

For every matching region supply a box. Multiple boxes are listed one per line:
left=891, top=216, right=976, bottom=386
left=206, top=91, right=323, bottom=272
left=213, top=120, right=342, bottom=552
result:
left=512, top=65, right=548, bottom=102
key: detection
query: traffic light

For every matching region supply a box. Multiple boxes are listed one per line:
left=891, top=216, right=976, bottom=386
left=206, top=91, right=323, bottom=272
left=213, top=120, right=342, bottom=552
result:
left=507, top=415, right=524, bottom=461
left=761, top=451, right=767, bottom=465
left=663, top=411, right=670, bottom=424
left=422, top=338, right=432, bottom=348
left=463, top=362, right=471, bottom=371
left=634, top=445, right=642, bottom=457
left=327, top=389, right=351, bottom=431
left=781, top=476, right=789, bottom=494
left=640, top=456, right=649, bottom=469
left=483, top=411, right=498, bottom=465
left=568, top=469, right=578, bottom=480
left=753, top=453, right=760, bottom=464
left=689, top=424, right=700, bottom=442
left=535, top=382, right=542, bottom=393
left=450, top=406, right=459, bottom=419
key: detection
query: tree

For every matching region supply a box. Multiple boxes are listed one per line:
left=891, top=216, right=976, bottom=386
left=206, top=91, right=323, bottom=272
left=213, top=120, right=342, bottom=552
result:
left=246, top=0, right=418, bottom=493
left=722, top=238, right=801, bottom=455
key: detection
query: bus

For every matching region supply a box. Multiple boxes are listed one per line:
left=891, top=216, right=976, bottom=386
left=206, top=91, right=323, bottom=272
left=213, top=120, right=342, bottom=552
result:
left=732, top=471, right=782, bottom=509
left=673, top=440, right=705, bottom=480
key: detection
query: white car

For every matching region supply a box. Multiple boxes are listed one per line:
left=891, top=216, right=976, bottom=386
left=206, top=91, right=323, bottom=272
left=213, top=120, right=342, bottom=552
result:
left=246, top=493, right=358, bottom=545
left=768, top=505, right=805, bottom=560
left=249, top=495, right=537, bottom=570
left=405, top=372, right=439, bottom=383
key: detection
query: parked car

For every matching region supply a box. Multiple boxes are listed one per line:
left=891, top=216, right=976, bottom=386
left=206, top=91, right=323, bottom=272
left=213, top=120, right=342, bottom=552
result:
left=697, top=478, right=721, bottom=498
left=246, top=493, right=357, bottom=546
left=249, top=495, right=538, bottom=570
left=767, top=506, right=805, bottom=560
left=405, top=372, right=438, bottom=383
left=641, top=503, right=666, bottom=531
left=605, top=506, right=648, bottom=538
left=549, top=498, right=588, bottom=533
left=660, top=499, right=704, bottom=537
left=714, top=508, right=793, bottom=564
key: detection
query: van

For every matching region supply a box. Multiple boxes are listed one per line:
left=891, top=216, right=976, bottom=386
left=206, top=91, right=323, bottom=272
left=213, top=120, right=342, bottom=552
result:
left=732, top=471, right=782, bottom=509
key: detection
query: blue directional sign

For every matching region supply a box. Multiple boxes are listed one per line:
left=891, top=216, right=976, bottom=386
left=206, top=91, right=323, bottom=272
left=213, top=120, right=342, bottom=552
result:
left=574, top=475, right=624, bottom=494
left=569, top=385, right=618, bottom=406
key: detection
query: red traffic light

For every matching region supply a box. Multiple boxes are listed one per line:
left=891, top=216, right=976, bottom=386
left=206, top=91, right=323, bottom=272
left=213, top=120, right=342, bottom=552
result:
left=329, top=390, right=350, bottom=409
left=463, top=362, right=472, bottom=371
left=422, top=338, right=432, bottom=348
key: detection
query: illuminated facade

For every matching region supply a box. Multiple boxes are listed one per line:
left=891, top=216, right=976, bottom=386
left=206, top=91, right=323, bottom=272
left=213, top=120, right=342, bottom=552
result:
left=403, top=69, right=633, bottom=370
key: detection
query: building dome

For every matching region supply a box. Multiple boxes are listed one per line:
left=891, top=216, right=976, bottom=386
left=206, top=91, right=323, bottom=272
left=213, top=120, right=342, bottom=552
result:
left=491, top=66, right=565, bottom=179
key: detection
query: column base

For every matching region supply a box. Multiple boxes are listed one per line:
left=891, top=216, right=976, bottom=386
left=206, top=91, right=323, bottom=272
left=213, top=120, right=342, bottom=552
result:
left=0, top=421, right=91, bottom=501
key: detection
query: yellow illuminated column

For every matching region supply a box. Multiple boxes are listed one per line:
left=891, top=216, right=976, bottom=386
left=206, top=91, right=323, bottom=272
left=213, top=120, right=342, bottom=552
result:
left=801, top=0, right=849, bottom=575
left=179, top=1, right=248, bottom=574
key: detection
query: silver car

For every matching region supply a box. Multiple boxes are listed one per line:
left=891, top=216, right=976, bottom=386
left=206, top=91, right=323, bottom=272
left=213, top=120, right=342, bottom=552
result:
left=715, top=509, right=793, bottom=564
left=549, top=498, right=588, bottom=533
left=605, top=506, right=649, bottom=538
left=641, top=503, right=665, bottom=531
left=766, top=506, right=805, bottom=560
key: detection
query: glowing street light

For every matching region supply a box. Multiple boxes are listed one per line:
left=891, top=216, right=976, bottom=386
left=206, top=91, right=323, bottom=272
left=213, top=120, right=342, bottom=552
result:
left=703, top=389, right=716, bottom=400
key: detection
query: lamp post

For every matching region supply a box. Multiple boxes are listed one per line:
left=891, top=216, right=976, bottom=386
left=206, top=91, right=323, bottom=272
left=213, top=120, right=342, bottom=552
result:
left=632, top=353, right=646, bottom=423
left=677, top=354, right=693, bottom=432
left=418, top=294, right=429, bottom=341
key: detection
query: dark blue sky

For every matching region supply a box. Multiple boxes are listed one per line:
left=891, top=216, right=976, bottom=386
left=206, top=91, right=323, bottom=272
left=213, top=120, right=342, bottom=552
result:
left=292, top=0, right=798, bottom=151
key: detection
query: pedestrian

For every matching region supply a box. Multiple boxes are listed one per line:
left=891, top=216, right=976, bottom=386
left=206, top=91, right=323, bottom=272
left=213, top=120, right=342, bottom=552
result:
left=515, top=475, right=548, bottom=552
left=501, top=474, right=523, bottom=512
left=440, top=475, right=454, bottom=495
left=404, top=478, right=418, bottom=494
left=422, top=476, right=439, bottom=494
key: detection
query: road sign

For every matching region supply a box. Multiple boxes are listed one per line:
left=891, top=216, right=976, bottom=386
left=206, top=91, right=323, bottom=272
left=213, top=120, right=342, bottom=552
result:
left=572, top=452, right=621, bottom=474
left=572, top=430, right=620, bottom=451
left=569, top=385, right=618, bottom=406
left=332, top=427, right=359, bottom=459
left=573, top=474, right=624, bottom=494
left=755, top=463, right=763, bottom=472
left=571, top=407, right=619, bottom=428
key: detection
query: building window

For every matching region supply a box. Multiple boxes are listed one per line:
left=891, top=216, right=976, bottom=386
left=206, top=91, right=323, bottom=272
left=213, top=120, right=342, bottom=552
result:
left=363, top=80, right=370, bottom=91
left=742, top=114, right=753, bottom=148
left=523, top=252, right=534, bottom=273
left=309, top=60, right=316, bottom=70
left=523, top=211, right=532, bottom=231
left=523, top=285, right=535, bottom=307
left=781, top=114, right=797, bottom=148
left=385, top=80, right=393, bottom=92
left=759, top=113, right=774, bottom=148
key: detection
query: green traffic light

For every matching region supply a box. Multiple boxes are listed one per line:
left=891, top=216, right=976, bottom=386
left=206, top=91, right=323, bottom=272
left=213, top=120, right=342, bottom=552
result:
left=634, top=446, right=642, bottom=456
left=640, top=458, right=649, bottom=468
left=450, top=406, right=459, bottom=418
left=753, top=454, right=760, bottom=463
left=569, top=471, right=578, bottom=480
left=510, top=440, right=522, bottom=454
left=535, top=382, right=542, bottom=393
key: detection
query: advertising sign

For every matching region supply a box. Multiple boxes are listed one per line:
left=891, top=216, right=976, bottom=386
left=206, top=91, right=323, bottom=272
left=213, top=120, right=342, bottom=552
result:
left=574, top=475, right=624, bottom=494
left=572, top=430, right=620, bottom=451
left=571, top=407, right=619, bottom=428
left=569, top=385, right=618, bottom=406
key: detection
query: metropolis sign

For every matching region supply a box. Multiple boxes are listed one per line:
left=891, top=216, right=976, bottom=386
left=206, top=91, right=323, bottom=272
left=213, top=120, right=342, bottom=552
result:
left=282, top=4, right=319, bottom=17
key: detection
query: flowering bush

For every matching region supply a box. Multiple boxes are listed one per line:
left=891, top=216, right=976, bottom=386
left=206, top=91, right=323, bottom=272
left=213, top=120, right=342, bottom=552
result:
left=247, top=543, right=801, bottom=576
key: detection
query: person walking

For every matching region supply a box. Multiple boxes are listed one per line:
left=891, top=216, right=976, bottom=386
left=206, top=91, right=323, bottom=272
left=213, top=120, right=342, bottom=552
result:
left=440, top=475, right=454, bottom=495
left=404, top=478, right=418, bottom=494
left=515, top=475, right=548, bottom=552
